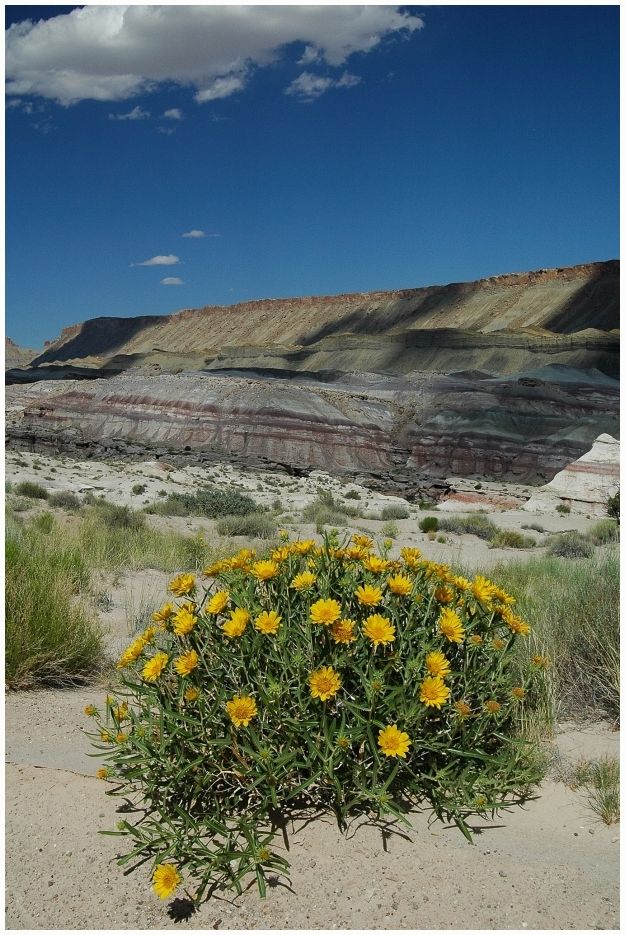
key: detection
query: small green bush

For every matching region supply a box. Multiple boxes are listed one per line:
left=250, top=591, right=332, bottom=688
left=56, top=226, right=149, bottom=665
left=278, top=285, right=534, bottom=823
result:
left=438, top=514, right=498, bottom=540
left=606, top=489, right=619, bottom=525
left=49, top=491, right=81, bottom=511
left=547, top=531, right=594, bottom=559
left=587, top=519, right=619, bottom=545
left=92, top=501, right=146, bottom=530
left=216, top=513, right=277, bottom=539
left=490, top=530, right=536, bottom=550
left=381, top=521, right=399, bottom=539
left=555, top=504, right=571, bottom=515
left=521, top=522, right=545, bottom=534
left=381, top=504, right=410, bottom=520
left=132, top=483, right=147, bottom=496
left=165, top=486, right=261, bottom=518
left=15, top=480, right=49, bottom=500
left=419, top=516, right=439, bottom=533
left=344, top=489, right=361, bottom=500
left=87, top=533, right=542, bottom=906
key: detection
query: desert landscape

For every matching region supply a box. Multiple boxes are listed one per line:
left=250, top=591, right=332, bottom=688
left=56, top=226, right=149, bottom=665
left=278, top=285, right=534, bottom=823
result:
left=5, top=5, right=619, bottom=931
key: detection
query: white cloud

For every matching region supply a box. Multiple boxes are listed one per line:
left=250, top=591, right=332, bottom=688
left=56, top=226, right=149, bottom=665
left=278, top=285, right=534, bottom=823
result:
left=161, top=277, right=184, bottom=285
left=182, top=230, right=206, bottom=238
left=5, top=6, right=423, bottom=105
left=157, top=126, right=175, bottom=135
left=286, top=70, right=361, bottom=102
left=109, top=105, right=150, bottom=121
left=163, top=108, right=183, bottom=120
left=133, top=255, right=180, bottom=267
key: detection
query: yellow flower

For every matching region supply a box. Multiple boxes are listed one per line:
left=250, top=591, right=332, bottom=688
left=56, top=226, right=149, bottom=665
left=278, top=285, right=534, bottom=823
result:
left=377, top=725, right=411, bottom=758
left=251, top=560, right=279, bottom=580
left=362, top=555, right=390, bottom=574
left=172, top=606, right=197, bottom=637
left=511, top=686, right=526, bottom=700
left=352, top=533, right=373, bottom=549
left=434, top=585, right=454, bottom=604
left=222, top=608, right=250, bottom=638
left=99, top=730, right=112, bottom=743
left=346, top=545, right=369, bottom=560
left=116, top=637, right=145, bottom=669
left=354, top=584, right=382, bottom=606
left=503, top=610, right=531, bottom=636
left=206, top=590, right=229, bottom=614
left=115, top=731, right=129, bottom=744
left=471, top=575, right=497, bottom=605
left=492, top=585, right=516, bottom=605
left=470, top=634, right=483, bottom=645
left=141, top=626, right=157, bottom=644
left=271, top=545, right=291, bottom=562
left=330, top=617, right=357, bottom=643
left=290, top=571, right=317, bottom=590
left=532, top=654, right=551, bottom=668
left=96, top=767, right=109, bottom=780
left=401, top=546, right=421, bottom=569
left=203, top=559, right=227, bottom=576
left=142, top=651, right=169, bottom=682
left=174, top=649, right=199, bottom=676
left=310, top=597, right=342, bottom=625
left=492, top=637, right=506, bottom=651
left=229, top=548, right=256, bottom=570
left=426, top=650, right=451, bottom=678
left=292, top=539, right=315, bottom=554
left=114, top=703, right=129, bottom=721
left=438, top=607, right=465, bottom=643
left=226, top=694, right=258, bottom=727
left=184, top=686, right=200, bottom=702
left=152, top=602, right=175, bottom=624
left=454, top=700, right=472, bottom=718
left=363, top=614, right=395, bottom=646
left=386, top=574, right=412, bottom=596
left=152, top=863, right=181, bottom=900
left=83, top=704, right=97, bottom=717
left=452, top=575, right=472, bottom=592
left=484, top=699, right=501, bottom=714
left=168, top=573, right=196, bottom=596
left=419, top=676, right=451, bottom=708
left=308, top=666, right=341, bottom=701
left=254, top=610, right=281, bottom=635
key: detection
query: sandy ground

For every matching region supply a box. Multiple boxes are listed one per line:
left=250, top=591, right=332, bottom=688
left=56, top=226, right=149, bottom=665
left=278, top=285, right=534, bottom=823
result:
left=5, top=450, right=620, bottom=929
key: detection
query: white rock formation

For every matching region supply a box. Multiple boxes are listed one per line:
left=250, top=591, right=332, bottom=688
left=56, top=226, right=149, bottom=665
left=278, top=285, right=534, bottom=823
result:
left=523, top=434, right=620, bottom=516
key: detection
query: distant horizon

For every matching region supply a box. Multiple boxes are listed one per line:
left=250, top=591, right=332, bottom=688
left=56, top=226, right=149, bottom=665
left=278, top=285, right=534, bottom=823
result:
left=8, top=255, right=619, bottom=351
left=6, top=6, right=619, bottom=348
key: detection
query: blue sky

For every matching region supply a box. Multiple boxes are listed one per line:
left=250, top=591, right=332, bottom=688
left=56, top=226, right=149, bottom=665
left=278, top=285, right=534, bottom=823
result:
left=5, top=4, right=620, bottom=348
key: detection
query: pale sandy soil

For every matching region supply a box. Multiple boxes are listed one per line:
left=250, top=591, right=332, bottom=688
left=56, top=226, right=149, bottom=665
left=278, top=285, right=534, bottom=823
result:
left=5, top=450, right=620, bottom=929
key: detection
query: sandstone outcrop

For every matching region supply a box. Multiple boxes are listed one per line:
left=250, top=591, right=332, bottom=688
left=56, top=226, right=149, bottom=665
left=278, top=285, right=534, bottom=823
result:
left=523, top=434, right=620, bottom=515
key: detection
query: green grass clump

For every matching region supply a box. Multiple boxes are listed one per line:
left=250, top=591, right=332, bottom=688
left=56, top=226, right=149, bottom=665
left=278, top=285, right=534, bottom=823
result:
left=155, top=486, right=261, bottom=519
left=48, top=490, right=81, bottom=511
left=419, top=516, right=439, bottom=533
left=571, top=756, right=620, bottom=825
left=14, top=480, right=49, bottom=500
left=302, top=497, right=351, bottom=532
left=547, top=531, right=594, bottom=559
left=216, top=513, right=277, bottom=539
left=87, top=532, right=542, bottom=906
left=437, top=514, right=498, bottom=540
left=6, top=520, right=103, bottom=689
left=132, top=483, right=147, bottom=495
left=556, top=503, right=571, bottom=515
left=381, top=503, right=410, bottom=520
left=587, top=519, right=619, bottom=545
left=485, top=548, right=619, bottom=724
left=381, top=521, right=399, bottom=539
left=489, top=530, right=536, bottom=550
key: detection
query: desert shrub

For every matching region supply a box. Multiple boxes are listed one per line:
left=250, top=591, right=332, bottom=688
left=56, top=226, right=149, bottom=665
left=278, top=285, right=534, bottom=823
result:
left=570, top=756, right=620, bottom=825
left=49, top=490, right=81, bottom=511
left=91, top=500, right=146, bottom=530
left=344, top=489, right=361, bottom=500
left=486, top=548, right=619, bottom=722
left=132, top=483, right=147, bottom=496
left=489, top=530, right=536, bottom=550
left=418, top=516, right=438, bottom=533
left=216, top=513, right=277, bottom=539
left=6, top=521, right=103, bottom=688
left=546, top=531, right=594, bottom=559
left=437, top=514, right=498, bottom=540
left=587, top=518, right=619, bottom=545
left=87, top=534, right=542, bottom=905
left=14, top=480, right=48, bottom=500
left=555, top=504, right=571, bottom=515
left=302, top=498, right=351, bottom=532
left=521, top=522, right=545, bottom=534
left=146, top=498, right=190, bottom=517
left=606, top=488, right=619, bottom=525
left=381, top=504, right=410, bottom=520
left=9, top=497, right=33, bottom=513
left=418, top=500, right=436, bottom=510
left=164, top=486, right=260, bottom=519
left=381, top=521, right=399, bottom=539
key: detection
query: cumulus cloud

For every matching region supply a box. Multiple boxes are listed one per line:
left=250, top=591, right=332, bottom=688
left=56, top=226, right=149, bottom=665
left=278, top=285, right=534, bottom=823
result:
left=161, top=277, right=184, bottom=285
left=286, top=70, right=361, bottom=102
left=133, top=255, right=180, bottom=267
left=5, top=6, right=423, bottom=105
left=109, top=105, right=150, bottom=121
left=163, top=108, right=183, bottom=120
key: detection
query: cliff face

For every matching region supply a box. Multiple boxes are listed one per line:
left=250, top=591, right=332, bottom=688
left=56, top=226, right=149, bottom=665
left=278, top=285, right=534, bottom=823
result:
left=6, top=260, right=619, bottom=488
left=5, top=337, right=40, bottom=370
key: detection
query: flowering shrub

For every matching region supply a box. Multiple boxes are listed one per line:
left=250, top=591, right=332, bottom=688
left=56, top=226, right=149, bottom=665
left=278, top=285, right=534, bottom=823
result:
left=86, top=532, right=544, bottom=904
